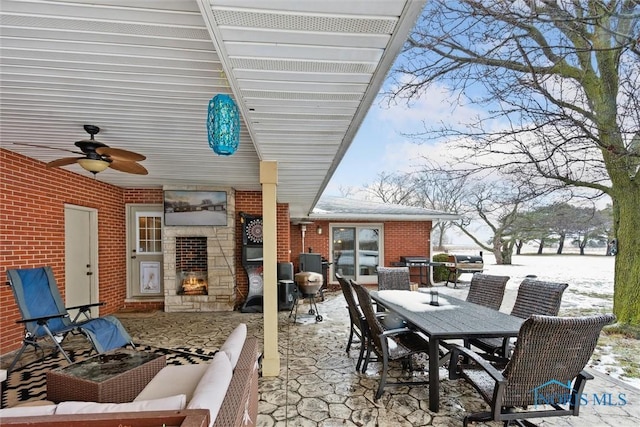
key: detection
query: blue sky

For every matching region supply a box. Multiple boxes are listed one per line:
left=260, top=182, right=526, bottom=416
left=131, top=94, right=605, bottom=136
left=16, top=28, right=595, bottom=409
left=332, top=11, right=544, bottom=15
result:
left=323, top=83, right=480, bottom=197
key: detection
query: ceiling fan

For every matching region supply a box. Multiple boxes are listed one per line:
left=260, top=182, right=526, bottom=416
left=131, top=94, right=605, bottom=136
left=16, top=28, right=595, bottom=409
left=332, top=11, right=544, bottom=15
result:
left=22, top=125, right=148, bottom=175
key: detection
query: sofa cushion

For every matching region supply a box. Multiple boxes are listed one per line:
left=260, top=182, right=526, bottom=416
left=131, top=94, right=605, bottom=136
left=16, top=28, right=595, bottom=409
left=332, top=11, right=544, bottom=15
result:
left=187, top=352, right=233, bottom=427
left=220, top=323, right=247, bottom=369
left=56, top=394, right=186, bottom=414
left=134, top=363, right=208, bottom=402
left=0, top=404, right=57, bottom=417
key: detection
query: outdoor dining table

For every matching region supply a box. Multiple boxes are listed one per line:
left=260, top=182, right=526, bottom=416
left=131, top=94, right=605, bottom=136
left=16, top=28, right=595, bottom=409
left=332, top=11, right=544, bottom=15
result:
left=370, top=290, right=525, bottom=412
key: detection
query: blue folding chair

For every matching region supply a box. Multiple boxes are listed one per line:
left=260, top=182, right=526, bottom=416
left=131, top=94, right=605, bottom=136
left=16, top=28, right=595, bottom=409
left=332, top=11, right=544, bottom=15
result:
left=6, top=266, right=134, bottom=372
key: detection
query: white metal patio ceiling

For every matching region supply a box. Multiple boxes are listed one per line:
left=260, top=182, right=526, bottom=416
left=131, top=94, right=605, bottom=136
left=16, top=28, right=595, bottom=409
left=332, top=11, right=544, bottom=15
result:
left=0, top=0, right=425, bottom=218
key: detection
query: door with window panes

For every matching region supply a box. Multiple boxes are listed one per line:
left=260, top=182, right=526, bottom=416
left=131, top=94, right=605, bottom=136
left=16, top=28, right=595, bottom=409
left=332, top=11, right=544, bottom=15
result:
left=331, top=224, right=382, bottom=284
left=128, top=205, right=163, bottom=298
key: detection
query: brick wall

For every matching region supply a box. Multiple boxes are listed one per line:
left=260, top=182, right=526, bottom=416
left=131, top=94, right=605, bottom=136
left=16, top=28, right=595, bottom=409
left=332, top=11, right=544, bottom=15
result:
left=290, top=221, right=329, bottom=271
left=124, top=189, right=163, bottom=204
left=290, top=220, right=432, bottom=285
left=383, top=221, right=432, bottom=266
left=176, top=237, right=208, bottom=272
left=1, top=149, right=127, bottom=353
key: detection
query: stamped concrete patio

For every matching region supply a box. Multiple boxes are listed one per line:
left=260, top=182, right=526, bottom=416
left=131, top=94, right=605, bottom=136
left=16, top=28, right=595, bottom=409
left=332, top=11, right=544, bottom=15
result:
left=117, top=285, right=640, bottom=427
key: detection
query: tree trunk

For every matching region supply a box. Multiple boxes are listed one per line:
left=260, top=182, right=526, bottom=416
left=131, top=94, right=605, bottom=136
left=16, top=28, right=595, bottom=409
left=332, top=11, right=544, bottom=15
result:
left=613, top=193, right=640, bottom=325
left=492, top=237, right=504, bottom=264
left=437, top=223, right=445, bottom=250
left=557, top=233, right=565, bottom=254
left=494, top=239, right=514, bottom=265
left=537, top=239, right=544, bottom=254
left=579, top=236, right=587, bottom=255
left=516, top=240, right=523, bottom=255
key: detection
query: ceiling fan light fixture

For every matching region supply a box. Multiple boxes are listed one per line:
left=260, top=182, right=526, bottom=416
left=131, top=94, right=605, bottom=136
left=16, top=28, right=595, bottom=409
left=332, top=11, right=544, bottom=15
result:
left=78, top=158, right=110, bottom=174
left=207, top=94, right=240, bottom=156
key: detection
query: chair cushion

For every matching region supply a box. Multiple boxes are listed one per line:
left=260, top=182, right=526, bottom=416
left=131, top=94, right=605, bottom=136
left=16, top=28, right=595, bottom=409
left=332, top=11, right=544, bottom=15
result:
left=220, top=323, right=247, bottom=369
left=55, top=394, right=186, bottom=414
left=187, top=352, right=233, bottom=427
left=0, top=404, right=57, bottom=417
left=134, top=364, right=208, bottom=402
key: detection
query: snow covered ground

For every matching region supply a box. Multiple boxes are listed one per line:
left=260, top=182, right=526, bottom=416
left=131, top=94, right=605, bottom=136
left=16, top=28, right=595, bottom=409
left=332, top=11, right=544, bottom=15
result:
left=433, top=248, right=640, bottom=390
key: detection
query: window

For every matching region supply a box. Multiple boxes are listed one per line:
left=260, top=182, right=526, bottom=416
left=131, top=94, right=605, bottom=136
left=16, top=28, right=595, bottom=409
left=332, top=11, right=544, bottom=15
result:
left=136, top=213, right=162, bottom=254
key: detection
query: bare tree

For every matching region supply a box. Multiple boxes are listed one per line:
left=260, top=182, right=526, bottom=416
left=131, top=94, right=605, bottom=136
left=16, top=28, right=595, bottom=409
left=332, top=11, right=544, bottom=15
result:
left=364, top=168, right=467, bottom=249
left=362, top=171, right=415, bottom=204
left=455, top=177, right=541, bottom=264
left=411, top=164, right=468, bottom=250
left=388, top=1, right=640, bottom=324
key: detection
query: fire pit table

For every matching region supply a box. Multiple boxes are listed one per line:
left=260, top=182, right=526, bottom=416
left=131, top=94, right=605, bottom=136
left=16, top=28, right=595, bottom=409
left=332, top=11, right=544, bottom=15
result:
left=47, top=349, right=165, bottom=403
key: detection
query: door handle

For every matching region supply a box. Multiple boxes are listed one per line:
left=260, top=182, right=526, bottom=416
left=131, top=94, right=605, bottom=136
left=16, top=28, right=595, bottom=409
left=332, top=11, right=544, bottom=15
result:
left=86, top=271, right=93, bottom=276
left=131, top=256, right=137, bottom=259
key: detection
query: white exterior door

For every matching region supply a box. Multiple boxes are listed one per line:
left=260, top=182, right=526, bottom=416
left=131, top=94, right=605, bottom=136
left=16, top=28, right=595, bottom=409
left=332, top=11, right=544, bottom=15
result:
left=127, top=205, right=163, bottom=299
left=65, top=204, right=98, bottom=318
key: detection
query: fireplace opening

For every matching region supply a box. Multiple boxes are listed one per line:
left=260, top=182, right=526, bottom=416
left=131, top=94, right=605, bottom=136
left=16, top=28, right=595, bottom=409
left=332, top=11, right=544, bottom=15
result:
left=179, top=271, right=208, bottom=295
left=176, top=236, right=208, bottom=295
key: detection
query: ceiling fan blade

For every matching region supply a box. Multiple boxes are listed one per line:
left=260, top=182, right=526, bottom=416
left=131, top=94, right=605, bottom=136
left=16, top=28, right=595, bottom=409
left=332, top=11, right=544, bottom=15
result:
left=12, top=142, right=84, bottom=156
left=109, top=159, right=148, bottom=175
left=46, top=157, right=83, bottom=168
left=96, top=147, right=146, bottom=161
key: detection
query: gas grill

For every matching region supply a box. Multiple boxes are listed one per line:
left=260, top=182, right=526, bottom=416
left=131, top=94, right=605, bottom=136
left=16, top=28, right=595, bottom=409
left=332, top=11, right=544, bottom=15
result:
left=400, top=256, right=429, bottom=266
left=398, top=256, right=431, bottom=286
left=445, top=254, right=484, bottom=287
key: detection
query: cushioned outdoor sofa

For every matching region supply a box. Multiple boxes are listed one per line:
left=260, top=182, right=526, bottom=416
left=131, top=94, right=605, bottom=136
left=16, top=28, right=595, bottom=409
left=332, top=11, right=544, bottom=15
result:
left=0, top=324, right=259, bottom=427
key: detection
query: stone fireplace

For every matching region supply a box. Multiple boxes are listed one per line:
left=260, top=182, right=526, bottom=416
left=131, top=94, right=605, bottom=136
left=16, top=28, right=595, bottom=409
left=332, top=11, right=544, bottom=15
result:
left=163, top=187, right=236, bottom=312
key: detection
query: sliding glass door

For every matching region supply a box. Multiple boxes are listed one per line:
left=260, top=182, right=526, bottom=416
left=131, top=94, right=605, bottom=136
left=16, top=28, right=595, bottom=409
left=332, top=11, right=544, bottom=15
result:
left=331, top=224, right=382, bottom=284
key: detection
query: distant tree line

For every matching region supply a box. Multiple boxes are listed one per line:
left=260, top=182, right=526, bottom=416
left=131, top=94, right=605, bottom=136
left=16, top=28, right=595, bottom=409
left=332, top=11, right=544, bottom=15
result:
left=358, top=170, right=613, bottom=263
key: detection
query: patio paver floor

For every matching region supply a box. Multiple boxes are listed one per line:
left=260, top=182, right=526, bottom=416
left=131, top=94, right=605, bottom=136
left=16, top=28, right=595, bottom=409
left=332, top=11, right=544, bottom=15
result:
left=116, top=287, right=640, bottom=427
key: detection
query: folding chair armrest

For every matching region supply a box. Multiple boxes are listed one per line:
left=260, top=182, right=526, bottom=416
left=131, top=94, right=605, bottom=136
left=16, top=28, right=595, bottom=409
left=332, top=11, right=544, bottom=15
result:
left=17, top=313, right=66, bottom=325
left=449, top=344, right=506, bottom=384
left=67, top=301, right=106, bottom=322
left=66, top=301, right=105, bottom=311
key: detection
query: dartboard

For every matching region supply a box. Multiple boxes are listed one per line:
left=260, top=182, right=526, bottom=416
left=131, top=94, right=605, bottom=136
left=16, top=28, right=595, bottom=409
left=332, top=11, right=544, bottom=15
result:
left=246, top=218, right=263, bottom=244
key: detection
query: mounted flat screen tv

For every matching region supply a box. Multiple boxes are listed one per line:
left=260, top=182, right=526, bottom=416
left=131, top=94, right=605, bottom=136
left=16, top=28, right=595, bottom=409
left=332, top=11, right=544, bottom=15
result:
left=164, top=190, right=227, bottom=226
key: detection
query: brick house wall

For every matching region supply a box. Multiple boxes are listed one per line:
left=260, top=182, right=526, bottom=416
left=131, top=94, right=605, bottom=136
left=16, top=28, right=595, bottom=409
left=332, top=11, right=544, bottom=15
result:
left=383, top=221, right=432, bottom=266
left=289, top=220, right=432, bottom=287
left=1, top=148, right=433, bottom=353
left=1, top=150, right=128, bottom=353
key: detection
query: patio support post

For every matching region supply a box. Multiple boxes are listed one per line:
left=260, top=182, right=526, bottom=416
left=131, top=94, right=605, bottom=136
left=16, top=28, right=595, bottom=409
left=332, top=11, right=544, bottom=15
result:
left=260, top=161, right=280, bottom=376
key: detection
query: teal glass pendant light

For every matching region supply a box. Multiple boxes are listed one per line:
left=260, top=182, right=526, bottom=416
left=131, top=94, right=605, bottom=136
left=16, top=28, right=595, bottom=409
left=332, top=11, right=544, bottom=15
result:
left=207, top=94, right=240, bottom=155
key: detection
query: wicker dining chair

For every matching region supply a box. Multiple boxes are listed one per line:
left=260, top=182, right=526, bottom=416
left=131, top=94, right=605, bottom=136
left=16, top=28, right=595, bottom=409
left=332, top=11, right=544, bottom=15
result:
left=351, top=280, right=430, bottom=401
left=449, top=313, right=615, bottom=427
left=465, top=273, right=510, bottom=311
left=377, top=266, right=411, bottom=291
left=468, top=279, right=569, bottom=357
